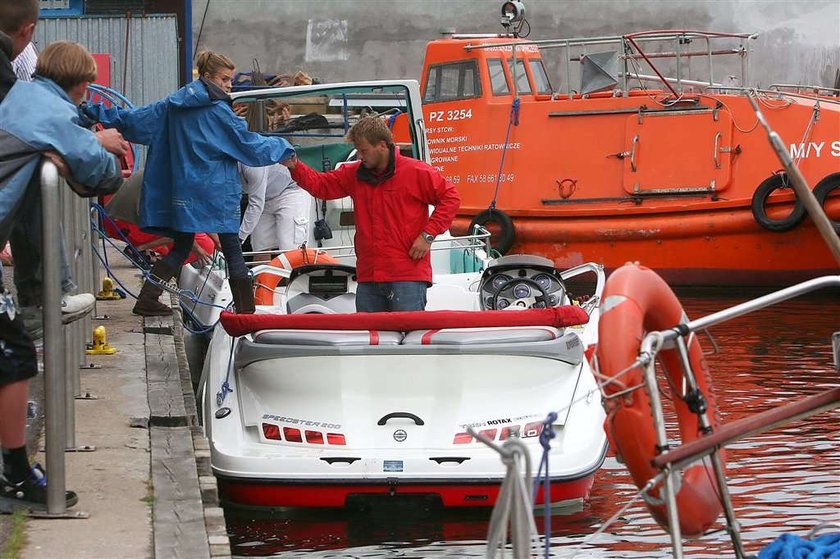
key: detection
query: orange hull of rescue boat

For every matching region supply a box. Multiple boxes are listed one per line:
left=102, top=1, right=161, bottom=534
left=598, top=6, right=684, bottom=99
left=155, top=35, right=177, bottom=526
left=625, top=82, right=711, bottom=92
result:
left=404, top=32, right=840, bottom=286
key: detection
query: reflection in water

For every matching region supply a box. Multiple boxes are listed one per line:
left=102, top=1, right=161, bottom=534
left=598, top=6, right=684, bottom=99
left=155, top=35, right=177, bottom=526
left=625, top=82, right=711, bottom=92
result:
left=227, top=293, right=840, bottom=558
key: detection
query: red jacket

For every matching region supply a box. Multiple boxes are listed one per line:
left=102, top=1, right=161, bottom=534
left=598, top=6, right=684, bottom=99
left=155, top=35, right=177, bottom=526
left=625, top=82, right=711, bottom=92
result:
left=290, top=150, right=460, bottom=283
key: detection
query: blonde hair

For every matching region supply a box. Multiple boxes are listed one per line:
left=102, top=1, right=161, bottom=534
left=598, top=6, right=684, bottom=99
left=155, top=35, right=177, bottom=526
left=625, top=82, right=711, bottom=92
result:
left=196, top=50, right=235, bottom=78
left=347, top=117, right=394, bottom=149
left=35, top=41, right=97, bottom=91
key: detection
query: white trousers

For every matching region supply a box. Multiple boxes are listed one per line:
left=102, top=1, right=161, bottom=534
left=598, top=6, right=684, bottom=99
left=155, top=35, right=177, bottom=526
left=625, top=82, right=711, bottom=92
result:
left=250, top=188, right=313, bottom=251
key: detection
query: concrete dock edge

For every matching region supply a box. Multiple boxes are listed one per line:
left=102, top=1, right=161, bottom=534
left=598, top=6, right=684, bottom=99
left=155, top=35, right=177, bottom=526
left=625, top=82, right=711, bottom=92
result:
left=146, top=295, right=230, bottom=558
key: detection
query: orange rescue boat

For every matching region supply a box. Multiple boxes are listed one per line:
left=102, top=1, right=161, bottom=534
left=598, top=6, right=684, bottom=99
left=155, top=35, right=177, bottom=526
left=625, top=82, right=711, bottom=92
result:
left=402, top=9, right=840, bottom=286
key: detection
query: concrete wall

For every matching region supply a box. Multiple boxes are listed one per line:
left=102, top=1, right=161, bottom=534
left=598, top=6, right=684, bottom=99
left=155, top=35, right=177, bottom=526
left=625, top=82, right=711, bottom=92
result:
left=192, top=0, right=839, bottom=89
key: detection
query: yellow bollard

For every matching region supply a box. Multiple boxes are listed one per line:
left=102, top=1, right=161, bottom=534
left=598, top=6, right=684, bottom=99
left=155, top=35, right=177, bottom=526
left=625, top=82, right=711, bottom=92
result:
left=96, top=277, right=122, bottom=300
left=85, top=325, right=117, bottom=355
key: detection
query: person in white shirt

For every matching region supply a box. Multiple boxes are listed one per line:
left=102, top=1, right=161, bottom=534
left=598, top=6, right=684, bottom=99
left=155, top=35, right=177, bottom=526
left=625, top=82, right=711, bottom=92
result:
left=238, top=163, right=312, bottom=259
left=11, top=40, right=34, bottom=81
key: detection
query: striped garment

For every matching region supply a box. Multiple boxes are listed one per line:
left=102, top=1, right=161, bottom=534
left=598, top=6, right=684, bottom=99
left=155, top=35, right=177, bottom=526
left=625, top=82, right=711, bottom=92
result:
left=12, top=43, right=37, bottom=83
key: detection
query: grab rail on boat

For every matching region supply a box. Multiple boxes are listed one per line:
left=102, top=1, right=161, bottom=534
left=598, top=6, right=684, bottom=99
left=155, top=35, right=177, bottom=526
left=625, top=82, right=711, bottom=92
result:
left=464, top=30, right=758, bottom=98
left=661, top=275, right=840, bottom=344
left=242, top=227, right=493, bottom=265
left=635, top=274, right=840, bottom=559
left=769, top=83, right=840, bottom=96
left=652, top=387, right=840, bottom=472
left=707, top=85, right=840, bottom=106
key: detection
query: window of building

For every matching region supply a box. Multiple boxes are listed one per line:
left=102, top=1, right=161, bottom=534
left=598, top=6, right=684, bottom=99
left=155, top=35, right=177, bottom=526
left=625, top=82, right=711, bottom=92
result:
left=423, top=60, right=481, bottom=102
left=39, top=0, right=83, bottom=17
left=487, top=58, right=510, bottom=95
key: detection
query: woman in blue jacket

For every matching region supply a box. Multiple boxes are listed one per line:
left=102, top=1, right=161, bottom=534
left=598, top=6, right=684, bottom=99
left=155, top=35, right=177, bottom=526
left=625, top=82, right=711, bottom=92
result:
left=83, top=51, right=295, bottom=315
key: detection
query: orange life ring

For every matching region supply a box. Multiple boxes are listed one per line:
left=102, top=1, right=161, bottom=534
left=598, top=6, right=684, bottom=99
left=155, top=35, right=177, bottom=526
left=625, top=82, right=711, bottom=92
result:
left=253, top=249, right=338, bottom=306
left=595, top=263, right=724, bottom=537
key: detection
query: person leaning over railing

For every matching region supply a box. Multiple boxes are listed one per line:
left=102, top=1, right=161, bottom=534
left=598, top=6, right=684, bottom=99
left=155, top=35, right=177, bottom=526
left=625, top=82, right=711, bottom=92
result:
left=81, top=50, right=296, bottom=316
left=0, top=35, right=124, bottom=512
left=6, top=38, right=126, bottom=340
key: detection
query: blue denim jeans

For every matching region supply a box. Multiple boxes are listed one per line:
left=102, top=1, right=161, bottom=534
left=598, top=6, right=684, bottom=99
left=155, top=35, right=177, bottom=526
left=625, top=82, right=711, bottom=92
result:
left=355, top=281, right=428, bottom=313
left=161, top=231, right=249, bottom=280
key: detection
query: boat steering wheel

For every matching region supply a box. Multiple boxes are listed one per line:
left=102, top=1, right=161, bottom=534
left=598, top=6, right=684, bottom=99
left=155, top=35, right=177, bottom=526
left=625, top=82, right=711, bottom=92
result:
left=489, top=278, right=551, bottom=311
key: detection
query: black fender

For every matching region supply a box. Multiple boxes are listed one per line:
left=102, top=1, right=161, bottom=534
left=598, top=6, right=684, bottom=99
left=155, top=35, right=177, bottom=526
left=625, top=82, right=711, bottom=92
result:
left=812, top=172, right=840, bottom=234
left=750, top=173, right=806, bottom=232
left=469, top=208, right=515, bottom=255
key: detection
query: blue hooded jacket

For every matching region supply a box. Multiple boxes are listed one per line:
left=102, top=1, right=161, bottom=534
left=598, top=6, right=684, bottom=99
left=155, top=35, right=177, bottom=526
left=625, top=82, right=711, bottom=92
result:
left=83, top=78, right=295, bottom=234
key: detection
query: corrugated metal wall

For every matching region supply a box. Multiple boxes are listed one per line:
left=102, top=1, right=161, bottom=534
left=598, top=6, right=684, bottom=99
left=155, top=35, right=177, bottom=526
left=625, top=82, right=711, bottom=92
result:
left=35, top=16, right=179, bottom=109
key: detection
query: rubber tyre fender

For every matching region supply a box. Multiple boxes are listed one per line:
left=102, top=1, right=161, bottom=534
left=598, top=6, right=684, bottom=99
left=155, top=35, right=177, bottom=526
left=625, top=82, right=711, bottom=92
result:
left=812, top=172, right=840, bottom=234
left=469, top=209, right=515, bottom=255
left=750, top=173, right=806, bottom=232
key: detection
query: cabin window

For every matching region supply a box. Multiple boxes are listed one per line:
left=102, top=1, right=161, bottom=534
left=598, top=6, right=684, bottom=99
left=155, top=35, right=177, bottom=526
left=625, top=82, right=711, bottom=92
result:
left=529, top=60, right=552, bottom=94
left=423, top=60, right=481, bottom=102
left=487, top=59, right=510, bottom=95
left=506, top=59, right=532, bottom=94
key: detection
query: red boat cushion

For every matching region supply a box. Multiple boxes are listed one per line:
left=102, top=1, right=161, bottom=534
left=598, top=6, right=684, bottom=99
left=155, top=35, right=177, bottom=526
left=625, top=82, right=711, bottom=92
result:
left=220, top=306, right=589, bottom=337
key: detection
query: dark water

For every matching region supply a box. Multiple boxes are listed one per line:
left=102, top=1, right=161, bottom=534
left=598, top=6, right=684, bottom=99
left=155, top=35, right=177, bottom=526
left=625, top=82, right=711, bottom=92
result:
left=225, top=291, right=840, bottom=558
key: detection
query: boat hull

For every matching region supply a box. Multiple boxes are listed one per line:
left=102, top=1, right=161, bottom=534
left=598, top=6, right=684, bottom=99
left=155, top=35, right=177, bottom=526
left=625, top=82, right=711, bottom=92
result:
left=218, top=472, right=598, bottom=508
left=453, top=206, right=840, bottom=286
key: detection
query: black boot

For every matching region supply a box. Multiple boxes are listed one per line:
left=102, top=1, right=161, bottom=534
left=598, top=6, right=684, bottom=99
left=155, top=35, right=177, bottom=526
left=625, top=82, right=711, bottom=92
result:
left=229, top=276, right=255, bottom=314
left=133, top=260, right=178, bottom=316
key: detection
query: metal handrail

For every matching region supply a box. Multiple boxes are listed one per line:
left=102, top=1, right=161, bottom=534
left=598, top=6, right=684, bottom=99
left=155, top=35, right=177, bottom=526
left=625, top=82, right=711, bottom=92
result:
left=707, top=85, right=840, bottom=106
left=464, top=29, right=758, bottom=98
left=636, top=274, right=840, bottom=559
left=242, top=228, right=493, bottom=266
left=463, top=30, right=758, bottom=51
left=40, top=160, right=67, bottom=513
left=656, top=276, right=840, bottom=345
left=769, top=83, right=840, bottom=96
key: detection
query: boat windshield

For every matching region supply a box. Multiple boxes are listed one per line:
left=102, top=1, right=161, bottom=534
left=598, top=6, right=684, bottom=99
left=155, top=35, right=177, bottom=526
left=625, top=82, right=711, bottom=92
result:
left=232, top=83, right=422, bottom=160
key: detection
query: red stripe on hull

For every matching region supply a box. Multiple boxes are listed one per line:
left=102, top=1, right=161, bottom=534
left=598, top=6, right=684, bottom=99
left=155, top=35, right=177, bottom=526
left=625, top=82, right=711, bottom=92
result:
left=219, top=475, right=595, bottom=508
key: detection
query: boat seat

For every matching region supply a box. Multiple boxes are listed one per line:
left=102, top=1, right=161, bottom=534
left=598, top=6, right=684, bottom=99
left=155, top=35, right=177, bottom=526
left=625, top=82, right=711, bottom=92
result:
left=252, top=329, right=403, bottom=346
left=237, top=326, right=583, bottom=368
left=402, top=326, right=563, bottom=345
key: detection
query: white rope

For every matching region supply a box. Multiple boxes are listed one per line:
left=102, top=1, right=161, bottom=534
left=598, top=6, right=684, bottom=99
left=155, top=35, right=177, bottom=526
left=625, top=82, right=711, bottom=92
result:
left=472, top=350, right=655, bottom=558
left=468, top=431, right=540, bottom=559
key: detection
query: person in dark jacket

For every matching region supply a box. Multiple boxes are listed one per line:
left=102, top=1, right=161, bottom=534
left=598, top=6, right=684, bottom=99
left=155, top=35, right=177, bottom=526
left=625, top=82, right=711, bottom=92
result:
left=83, top=51, right=296, bottom=316
left=0, top=33, right=123, bottom=512
left=284, top=117, right=460, bottom=312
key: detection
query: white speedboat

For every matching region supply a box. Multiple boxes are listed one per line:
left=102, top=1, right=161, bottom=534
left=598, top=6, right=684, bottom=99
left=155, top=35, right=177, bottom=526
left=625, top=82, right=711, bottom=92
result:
left=178, top=78, right=608, bottom=508
left=193, top=251, right=607, bottom=509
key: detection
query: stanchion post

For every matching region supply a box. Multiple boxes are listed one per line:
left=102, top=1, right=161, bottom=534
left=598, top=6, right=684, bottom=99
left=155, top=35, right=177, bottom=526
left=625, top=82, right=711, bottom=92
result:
left=80, top=202, right=94, bottom=362
left=64, top=327, right=76, bottom=449
left=40, top=160, right=67, bottom=514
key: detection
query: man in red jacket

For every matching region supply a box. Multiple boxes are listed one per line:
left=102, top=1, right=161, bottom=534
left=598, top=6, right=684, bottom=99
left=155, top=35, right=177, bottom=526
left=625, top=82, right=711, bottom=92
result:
left=284, top=117, right=460, bottom=312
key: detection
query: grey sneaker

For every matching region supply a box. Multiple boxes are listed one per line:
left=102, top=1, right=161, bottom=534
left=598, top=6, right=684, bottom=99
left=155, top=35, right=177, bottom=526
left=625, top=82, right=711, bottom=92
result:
left=61, top=293, right=95, bottom=324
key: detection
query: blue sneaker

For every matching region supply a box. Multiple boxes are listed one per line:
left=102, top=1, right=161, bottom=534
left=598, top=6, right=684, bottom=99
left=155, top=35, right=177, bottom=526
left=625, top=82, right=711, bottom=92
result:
left=0, top=463, right=78, bottom=513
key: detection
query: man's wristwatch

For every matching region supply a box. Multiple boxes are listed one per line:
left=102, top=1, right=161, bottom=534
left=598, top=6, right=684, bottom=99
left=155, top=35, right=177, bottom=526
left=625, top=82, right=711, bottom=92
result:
left=422, top=231, right=435, bottom=243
